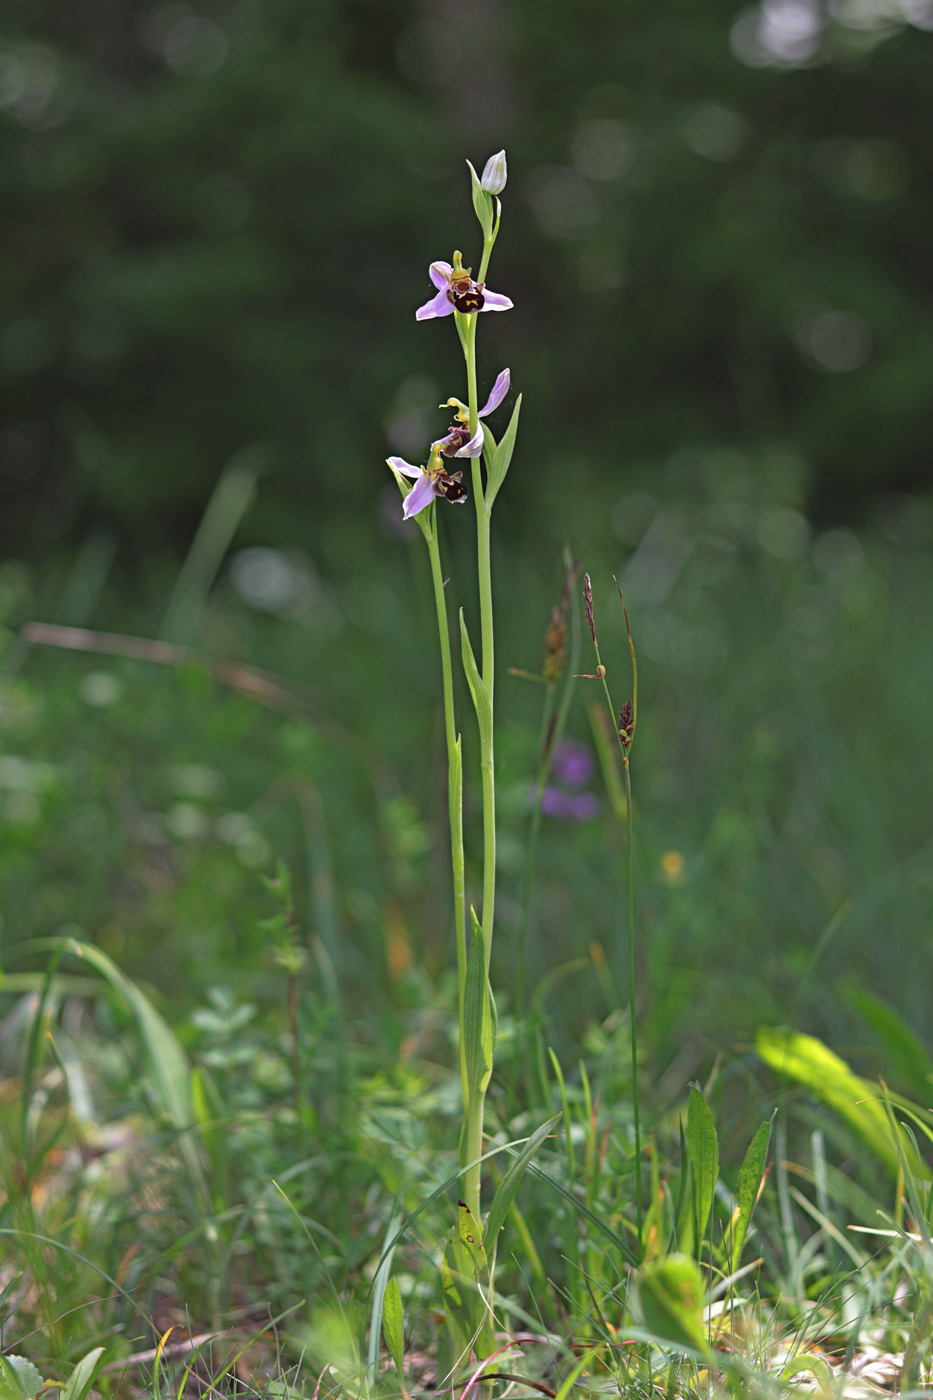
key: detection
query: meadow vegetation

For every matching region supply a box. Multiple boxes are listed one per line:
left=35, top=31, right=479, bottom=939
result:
left=4, top=1, right=933, bottom=1395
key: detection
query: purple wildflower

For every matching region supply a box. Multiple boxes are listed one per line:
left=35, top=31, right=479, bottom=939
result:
left=538, top=738, right=599, bottom=822
left=551, top=738, right=594, bottom=789
left=416, top=251, right=513, bottom=321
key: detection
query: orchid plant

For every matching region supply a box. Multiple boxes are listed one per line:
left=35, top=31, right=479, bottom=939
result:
left=385, top=150, right=525, bottom=1364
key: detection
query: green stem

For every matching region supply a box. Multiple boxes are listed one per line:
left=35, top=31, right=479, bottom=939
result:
left=623, top=754, right=643, bottom=1256
left=458, top=283, right=498, bottom=1224
left=424, top=512, right=468, bottom=1105
left=591, top=636, right=643, bottom=1258
left=463, top=316, right=495, bottom=954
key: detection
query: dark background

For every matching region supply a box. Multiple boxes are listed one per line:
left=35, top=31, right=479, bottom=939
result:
left=3, top=0, right=933, bottom=568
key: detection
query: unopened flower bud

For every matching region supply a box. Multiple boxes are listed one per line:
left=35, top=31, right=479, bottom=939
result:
left=597, top=663, right=606, bottom=679
left=480, top=149, right=508, bottom=195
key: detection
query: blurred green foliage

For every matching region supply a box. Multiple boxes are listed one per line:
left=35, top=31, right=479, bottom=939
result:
left=3, top=0, right=933, bottom=572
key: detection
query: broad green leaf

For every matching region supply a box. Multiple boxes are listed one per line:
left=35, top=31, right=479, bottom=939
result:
left=60, top=1349, right=106, bottom=1400
left=486, top=394, right=522, bottom=506
left=687, top=1087, right=718, bottom=1251
left=459, top=611, right=491, bottom=745
left=466, top=160, right=494, bottom=239
left=0, top=1357, right=44, bottom=1400
left=731, top=1116, right=773, bottom=1272
left=463, top=911, right=493, bottom=1100
left=638, top=1254, right=711, bottom=1361
left=850, top=989, right=933, bottom=1100
left=442, top=1200, right=495, bottom=1362
left=382, top=1276, right=405, bottom=1381
left=485, top=1114, right=560, bottom=1248
left=780, top=1354, right=834, bottom=1389
left=756, top=1027, right=923, bottom=1176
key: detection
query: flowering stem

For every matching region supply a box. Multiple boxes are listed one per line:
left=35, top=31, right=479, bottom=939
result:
left=457, top=271, right=498, bottom=1224
left=462, top=313, right=495, bottom=942
left=422, top=511, right=469, bottom=1105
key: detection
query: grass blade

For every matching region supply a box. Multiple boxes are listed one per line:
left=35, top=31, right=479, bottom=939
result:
left=485, top=1114, right=560, bottom=1248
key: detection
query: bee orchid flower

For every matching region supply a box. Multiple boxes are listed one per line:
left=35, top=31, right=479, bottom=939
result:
left=416, top=251, right=513, bottom=321
left=436, top=367, right=510, bottom=457
left=388, top=440, right=472, bottom=521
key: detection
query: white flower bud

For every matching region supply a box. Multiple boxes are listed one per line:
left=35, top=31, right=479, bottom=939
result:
left=480, top=149, right=507, bottom=195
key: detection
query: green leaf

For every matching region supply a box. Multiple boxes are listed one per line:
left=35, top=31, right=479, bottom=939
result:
left=441, top=1200, right=495, bottom=1362
left=687, top=1086, right=718, bottom=1252
left=486, top=394, right=522, bottom=506
left=459, top=610, right=491, bottom=745
left=382, top=1276, right=405, bottom=1381
left=463, top=910, right=493, bottom=1100
left=850, top=989, right=933, bottom=1099
left=756, top=1027, right=923, bottom=1176
left=38, top=936, right=210, bottom=1213
left=0, top=1357, right=44, bottom=1400
left=485, top=1114, right=560, bottom=1248
left=731, top=1116, right=773, bottom=1272
left=55, top=938, right=192, bottom=1129
left=60, top=1349, right=106, bottom=1400
left=638, top=1254, right=711, bottom=1361
left=780, top=1354, right=834, bottom=1389
left=466, top=160, right=494, bottom=239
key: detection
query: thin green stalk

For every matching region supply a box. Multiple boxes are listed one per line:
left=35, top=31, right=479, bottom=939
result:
left=456, top=222, right=500, bottom=1223
left=623, top=754, right=642, bottom=1255
left=585, top=579, right=644, bottom=1256
left=462, top=313, right=496, bottom=959
left=423, top=510, right=468, bottom=1103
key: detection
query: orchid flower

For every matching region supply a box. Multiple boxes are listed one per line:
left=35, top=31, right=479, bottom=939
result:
left=416, top=250, right=513, bottom=321
left=436, top=367, right=510, bottom=457
left=386, top=368, right=511, bottom=518
left=388, top=440, right=472, bottom=520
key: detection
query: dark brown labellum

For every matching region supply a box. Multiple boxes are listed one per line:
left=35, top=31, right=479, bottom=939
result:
left=440, top=427, right=472, bottom=458
left=436, top=471, right=467, bottom=503
left=453, top=286, right=486, bottom=313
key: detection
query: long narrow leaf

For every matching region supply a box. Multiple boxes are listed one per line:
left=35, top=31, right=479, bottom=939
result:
left=757, top=1027, right=923, bottom=1176
left=367, top=1212, right=402, bottom=1387
left=687, top=1087, right=718, bottom=1253
left=485, top=1114, right=560, bottom=1247
left=381, top=1277, right=405, bottom=1382
left=486, top=395, right=522, bottom=506
left=459, top=611, right=492, bottom=744
left=731, top=1116, right=773, bottom=1272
